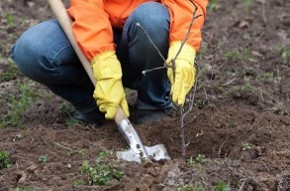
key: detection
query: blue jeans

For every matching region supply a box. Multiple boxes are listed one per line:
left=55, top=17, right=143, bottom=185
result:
left=12, top=2, right=172, bottom=114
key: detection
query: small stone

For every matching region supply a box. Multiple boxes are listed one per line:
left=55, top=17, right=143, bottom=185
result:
left=26, top=164, right=37, bottom=173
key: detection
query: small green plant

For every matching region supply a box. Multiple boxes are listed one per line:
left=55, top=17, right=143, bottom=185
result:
left=208, top=0, right=219, bottom=12
left=80, top=151, right=124, bottom=186
left=241, top=142, right=252, bottom=151
left=38, top=155, right=48, bottom=163
left=177, top=182, right=205, bottom=191
left=186, top=154, right=208, bottom=169
left=241, top=83, right=253, bottom=93
left=0, top=151, right=11, bottom=170
left=74, top=179, right=84, bottom=187
left=214, top=181, right=231, bottom=191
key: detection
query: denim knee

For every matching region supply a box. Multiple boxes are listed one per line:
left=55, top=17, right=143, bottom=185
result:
left=130, top=2, right=169, bottom=27
left=12, top=38, right=54, bottom=83
left=12, top=20, right=81, bottom=85
left=123, top=2, right=170, bottom=70
left=127, top=2, right=170, bottom=46
left=12, top=20, right=60, bottom=82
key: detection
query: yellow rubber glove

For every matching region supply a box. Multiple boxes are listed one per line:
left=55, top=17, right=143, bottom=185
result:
left=167, top=41, right=196, bottom=106
left=92, top=51, right=129, bottom=119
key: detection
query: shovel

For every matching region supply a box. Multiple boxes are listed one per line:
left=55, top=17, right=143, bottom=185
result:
left=47, top=0, right=171, bottom=163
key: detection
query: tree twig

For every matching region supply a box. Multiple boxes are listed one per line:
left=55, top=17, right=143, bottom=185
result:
left=53, top=142, right=72, bottom=151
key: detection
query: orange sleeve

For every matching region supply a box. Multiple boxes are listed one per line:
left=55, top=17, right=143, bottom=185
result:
left=67, top=0, right=115, bottom=61
left=161, top=0, right=208, bottom=51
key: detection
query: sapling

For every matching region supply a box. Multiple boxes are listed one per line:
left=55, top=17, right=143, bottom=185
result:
left=136, top=0, right=204, bottom=157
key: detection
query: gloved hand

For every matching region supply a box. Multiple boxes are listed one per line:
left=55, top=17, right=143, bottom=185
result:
left=92, top=51, right=129, bottom=119
left=167, top=41, right=196, bottom=106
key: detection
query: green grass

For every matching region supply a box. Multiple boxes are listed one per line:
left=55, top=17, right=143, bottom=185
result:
left=214, top=181, right=231, bottom=191
left=241, top=83, right=253, bottom=93
left=243, top=0, right=253, bottom=11
left=224, top=48, right=250, bottom=62
left=208, top=0, right=219, bottom=12
left=232, top=82, right=253, bottom=93
left=59, top=103, right=82, bottom=127
left=224, top=50, right=239, bottom=60
left=256, top=72, right=274, bottom=81
left=197, top=46, right=207, bottom=59
left=0, top=81, right=35, bottom=129
left=282, top=46, right=290, bottom=61
left=5, top=12, right=15, bottom=26
left=275, top=44, right=290, bottom=62
left=177, top=182, right=205, bottom=191
left=0, top=58, right=19, bottom=83
left=10, top=187, right=36, bottom=191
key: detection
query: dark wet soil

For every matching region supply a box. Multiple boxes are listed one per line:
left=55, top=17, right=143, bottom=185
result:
left=1, top=0, right=290, bottom=190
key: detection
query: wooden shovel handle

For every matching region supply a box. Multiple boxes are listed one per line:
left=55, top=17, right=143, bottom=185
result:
left=47, top=0, right=128, bottom=124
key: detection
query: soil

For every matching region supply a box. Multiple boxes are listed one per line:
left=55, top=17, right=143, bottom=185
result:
left=1, top=0, right=290, bottom=190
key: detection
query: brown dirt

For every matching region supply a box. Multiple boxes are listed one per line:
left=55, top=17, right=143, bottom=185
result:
left=1, top=0, right=290, bottom=190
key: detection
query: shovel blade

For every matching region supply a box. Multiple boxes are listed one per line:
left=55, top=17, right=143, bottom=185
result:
left=117, top=149, right=143, bottom=163
left=145, top=144, right=171, bottom=161
left=117, top=144, right=171, bottom=163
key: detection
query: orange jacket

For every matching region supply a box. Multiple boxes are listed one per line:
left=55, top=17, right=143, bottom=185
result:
left=68, top=0, right=208, bottom=61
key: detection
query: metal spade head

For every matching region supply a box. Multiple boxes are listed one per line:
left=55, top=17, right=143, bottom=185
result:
left=116, top=119, right=171, bottom=163
left=117, top=144, right=171, bottom=163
